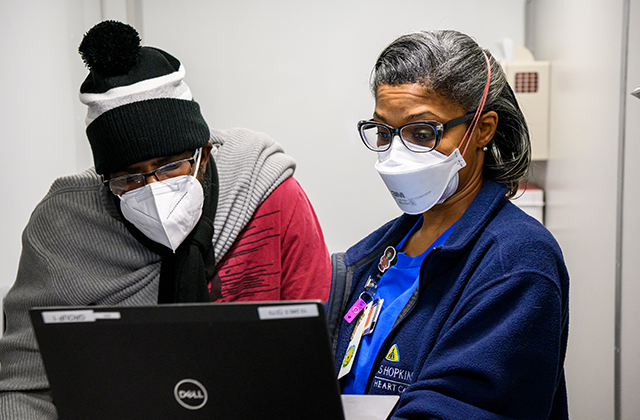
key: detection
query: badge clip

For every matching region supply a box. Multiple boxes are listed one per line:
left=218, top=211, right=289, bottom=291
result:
left=344, top=291, right=372, bottom=323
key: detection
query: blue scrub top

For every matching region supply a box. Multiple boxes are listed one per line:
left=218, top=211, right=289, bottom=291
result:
left=342, top=218, right=455, bottom=394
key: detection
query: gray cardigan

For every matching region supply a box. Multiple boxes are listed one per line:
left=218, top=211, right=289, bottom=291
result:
left=0, top=128, right=295, bottom=419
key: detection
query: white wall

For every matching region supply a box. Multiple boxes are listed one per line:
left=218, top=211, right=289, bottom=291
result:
left=0, top=1, right=98, bottom=297
left=141, top=0, right=526, bottom=255
left=531, top=0, right=640, bottom=418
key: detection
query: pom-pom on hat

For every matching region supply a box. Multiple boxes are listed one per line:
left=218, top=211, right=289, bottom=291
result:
left=78, top=20, right=210, bottom=175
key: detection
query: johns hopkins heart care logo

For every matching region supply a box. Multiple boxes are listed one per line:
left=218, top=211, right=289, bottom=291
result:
left=174, top=379, right=208, bottom=410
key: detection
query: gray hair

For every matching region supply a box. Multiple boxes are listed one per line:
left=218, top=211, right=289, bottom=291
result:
left=371, top=30, right=530, bottom=198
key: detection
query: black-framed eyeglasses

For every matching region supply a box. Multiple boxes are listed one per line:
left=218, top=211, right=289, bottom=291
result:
left=357, top=112, right=476, bottom=153
left=103, top=148, right=201, bottom=196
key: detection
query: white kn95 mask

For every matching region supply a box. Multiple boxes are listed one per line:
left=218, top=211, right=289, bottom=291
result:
left=119, top=153, right=204, bottom=252
left=374, top=140, right=467, bottom=215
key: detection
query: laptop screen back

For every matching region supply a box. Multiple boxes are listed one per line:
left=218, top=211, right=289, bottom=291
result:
left=30, top=301, right=345, bottom=420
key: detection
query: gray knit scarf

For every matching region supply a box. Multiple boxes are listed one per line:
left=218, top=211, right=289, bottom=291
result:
left=0, top=128, right=296, bottom=419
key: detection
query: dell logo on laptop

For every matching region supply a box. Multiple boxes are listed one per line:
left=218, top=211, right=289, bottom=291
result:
left=174, top=379, right=208, bottom=410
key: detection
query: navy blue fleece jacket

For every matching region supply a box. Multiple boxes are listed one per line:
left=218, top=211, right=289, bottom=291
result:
left=327, top=180, right=569, bottom=419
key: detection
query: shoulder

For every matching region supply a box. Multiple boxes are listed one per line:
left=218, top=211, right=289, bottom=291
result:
left=445, top=181, right=564, bottom=274
left=210, top=127, right=280, bottom=154
left=252, top=177, right=319, bottom=229
left=486, top=201, right=563, bottom=261
left=259, top=177, right=305, bottom=205
left=469, top=201, right=569, bottom=300
left=33, top=168, right=108, bottom=217
left=242, top=178, right=300, bottom=225
left=26, top=168, right=120, bottom=244
left=44, top=168, right=102, bottom=197
left=209, top=127, right=296, bottom=184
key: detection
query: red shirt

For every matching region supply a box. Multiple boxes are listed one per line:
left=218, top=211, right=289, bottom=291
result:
left=209, top=177, right=331, bottom=302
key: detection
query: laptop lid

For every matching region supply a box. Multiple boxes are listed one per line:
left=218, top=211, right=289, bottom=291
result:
left=30, top=300, right=345, bottom=420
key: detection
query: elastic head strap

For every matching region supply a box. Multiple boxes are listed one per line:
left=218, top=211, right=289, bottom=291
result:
left=459, top=51, right=492, bottom=157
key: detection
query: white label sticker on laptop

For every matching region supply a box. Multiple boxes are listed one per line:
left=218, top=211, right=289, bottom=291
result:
left=41, top=310, right=121, bottom=324
left=257, top=304, right=319, bottom=320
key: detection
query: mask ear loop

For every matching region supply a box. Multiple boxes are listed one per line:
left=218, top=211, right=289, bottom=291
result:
left=459, top=50, right=492, bottom=157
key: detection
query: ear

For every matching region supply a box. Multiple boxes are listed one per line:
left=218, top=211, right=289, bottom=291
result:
left=199, top=141, right=213, bottom=171
left=474, top=111, right=498, bottom=148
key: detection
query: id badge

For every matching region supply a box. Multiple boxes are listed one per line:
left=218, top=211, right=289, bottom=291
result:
left=363, top=298, right=383, bottom=335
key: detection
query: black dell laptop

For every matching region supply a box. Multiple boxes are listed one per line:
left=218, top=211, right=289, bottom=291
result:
left=30, top=301, right=346, bottom=420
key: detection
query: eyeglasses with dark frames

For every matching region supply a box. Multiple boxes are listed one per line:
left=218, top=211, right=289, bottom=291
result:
left=357, top=112, right=476, bottom=153
left=103, top=148, right=201, bottom=196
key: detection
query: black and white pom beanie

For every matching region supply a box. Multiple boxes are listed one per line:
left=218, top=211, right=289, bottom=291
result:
left=78, top=20, right=210, bottom=175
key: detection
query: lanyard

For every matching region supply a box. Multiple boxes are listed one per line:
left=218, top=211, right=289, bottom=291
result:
left=338, top=246, right=396, bottom=379
left=343, top=246, right=396, bottom=323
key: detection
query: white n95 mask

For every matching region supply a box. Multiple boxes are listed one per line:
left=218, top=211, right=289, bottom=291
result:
left=374, top=140, right=467, bottom=214
left=119, top=173, right=204, bottom=252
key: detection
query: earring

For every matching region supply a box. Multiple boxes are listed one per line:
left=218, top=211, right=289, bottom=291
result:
left=482, top=146, right=488, bottom=152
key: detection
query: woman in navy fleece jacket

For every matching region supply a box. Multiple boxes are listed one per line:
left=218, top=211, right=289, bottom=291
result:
left=327, top=30, right=569, bottom=419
